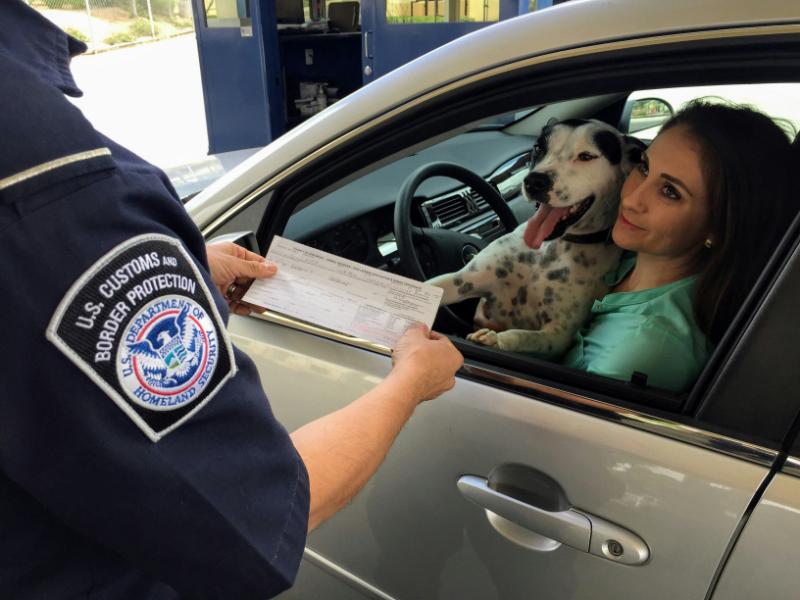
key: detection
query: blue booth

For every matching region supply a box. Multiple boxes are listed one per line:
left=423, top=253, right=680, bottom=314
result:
left=191, top=0, right=558, bottom=154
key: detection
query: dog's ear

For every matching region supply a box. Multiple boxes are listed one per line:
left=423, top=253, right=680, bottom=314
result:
left=623, top=135, right=647, bottom=166
left=546, top=117, right=559, bottom=129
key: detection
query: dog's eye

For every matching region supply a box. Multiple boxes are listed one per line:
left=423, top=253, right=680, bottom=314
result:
left=577, top=152, right=597, bottom=162
left=533, top=144, right=544, bottom=157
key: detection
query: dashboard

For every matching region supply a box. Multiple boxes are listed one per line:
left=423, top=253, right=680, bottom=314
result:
left=284, top=129, right=536, bottom=272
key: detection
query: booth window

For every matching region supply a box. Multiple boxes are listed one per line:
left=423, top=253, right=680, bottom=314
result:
left=204, top=0, right=251, bottom=27
left=387, top=0, right=500, bottom=24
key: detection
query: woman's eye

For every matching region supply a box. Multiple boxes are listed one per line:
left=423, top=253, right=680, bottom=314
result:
left=662, top=184, right=681, bottom=200
left=578, top=152, right=596, bottom=161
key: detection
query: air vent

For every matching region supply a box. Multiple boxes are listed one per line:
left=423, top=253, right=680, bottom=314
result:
left=421, top=194, right=463, bottom=227
left=465, top=189, right=489, bottom=211
left=423, top=189, right=487, bottom=228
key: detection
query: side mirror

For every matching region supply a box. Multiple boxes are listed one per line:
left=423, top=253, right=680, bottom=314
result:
left=626, top=98, right=674, bottom=135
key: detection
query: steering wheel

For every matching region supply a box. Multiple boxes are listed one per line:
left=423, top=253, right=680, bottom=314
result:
left=394, top=162, right=519, bottom=332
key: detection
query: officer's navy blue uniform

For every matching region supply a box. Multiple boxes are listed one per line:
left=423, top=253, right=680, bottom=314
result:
left=0, top=2, right=309, bottom=598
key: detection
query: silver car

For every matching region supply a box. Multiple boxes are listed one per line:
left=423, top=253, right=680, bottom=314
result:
left=187, top=1, right=800, bottom=598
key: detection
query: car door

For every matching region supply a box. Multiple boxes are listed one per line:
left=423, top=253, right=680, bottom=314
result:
left=706, top=240, right=800, bottom=600
left=250, top=208, right=799, bottom=600
left=196, top=27, right=800, bottom=600
left=242, top=317, right=775, bottom=600
left=711, top=466, right=800, bottom=600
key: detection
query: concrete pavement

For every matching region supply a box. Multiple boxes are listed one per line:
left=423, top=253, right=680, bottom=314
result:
left=68, top=34, right=209, bottom=170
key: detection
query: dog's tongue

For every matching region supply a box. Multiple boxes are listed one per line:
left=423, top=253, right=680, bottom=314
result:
left=524, top=204, right=570, bottom=248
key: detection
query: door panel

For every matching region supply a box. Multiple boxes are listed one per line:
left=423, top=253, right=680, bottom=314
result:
left=711, top=471, right=800, bottom=600
left=191, top=0, right=282, bottom=152
left=284, top=556, right=377, bottom=600
left=231, top=317, right=770, bottom=599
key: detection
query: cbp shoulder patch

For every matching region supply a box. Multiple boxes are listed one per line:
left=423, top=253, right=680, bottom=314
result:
left=46, top=233, right=237, bottom=442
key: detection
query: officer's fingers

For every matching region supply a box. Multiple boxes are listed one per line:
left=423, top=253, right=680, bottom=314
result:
left=237, top=246, right=267, bottom=263
left=401, top=322, right=430, bottom=340
left=231, top=302, right=253, bottom=316
left=232, top=256, right=277, bottom=280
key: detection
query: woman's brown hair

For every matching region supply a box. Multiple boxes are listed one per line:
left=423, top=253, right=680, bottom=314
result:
left=660, top=101, right=799, bottom=344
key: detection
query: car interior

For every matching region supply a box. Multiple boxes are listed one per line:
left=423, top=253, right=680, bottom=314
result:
left=276, top=93, right=694, bottom=407
left=212, top=39, right=800, bottom=442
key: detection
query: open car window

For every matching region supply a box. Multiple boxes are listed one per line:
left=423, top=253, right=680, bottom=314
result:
left=273, top=81, right=800, bottom=421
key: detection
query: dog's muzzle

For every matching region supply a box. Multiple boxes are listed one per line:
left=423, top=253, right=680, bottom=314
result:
left=524, top=172, right=552, bottom=202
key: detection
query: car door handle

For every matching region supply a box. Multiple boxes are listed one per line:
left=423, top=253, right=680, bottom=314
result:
left=457, top=475, right=649, bottom=565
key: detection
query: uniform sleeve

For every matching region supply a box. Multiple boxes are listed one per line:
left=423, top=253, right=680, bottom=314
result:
left=582, top=317, right=702, bottom=392
left=0, top=103, right=309, bottom=597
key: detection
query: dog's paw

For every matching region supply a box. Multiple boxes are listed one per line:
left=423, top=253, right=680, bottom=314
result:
left=467, top=328, right=499, bottom=347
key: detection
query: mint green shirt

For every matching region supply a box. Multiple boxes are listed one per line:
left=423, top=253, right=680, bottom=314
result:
left=562, top=255, right=710, bottom=392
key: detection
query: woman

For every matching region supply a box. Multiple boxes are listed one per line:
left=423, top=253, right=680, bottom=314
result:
left=562, top=101, right=798, bottom=392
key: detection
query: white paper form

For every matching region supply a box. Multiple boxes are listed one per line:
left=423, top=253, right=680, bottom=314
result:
left=242, top=236, right=443, bottom=349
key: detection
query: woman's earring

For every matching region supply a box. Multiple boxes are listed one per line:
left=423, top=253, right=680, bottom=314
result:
left=704, top=238, right=713, bottom=249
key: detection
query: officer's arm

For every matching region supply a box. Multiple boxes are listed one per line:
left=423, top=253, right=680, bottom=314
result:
left=291, top=325, right=462, bottom=531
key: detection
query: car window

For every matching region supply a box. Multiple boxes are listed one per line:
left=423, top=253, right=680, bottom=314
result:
left=624, top=82, right=800, bottom=141
left=280, top=97, right=702, bottom=405
left=277, top=84, right=799, bottom=414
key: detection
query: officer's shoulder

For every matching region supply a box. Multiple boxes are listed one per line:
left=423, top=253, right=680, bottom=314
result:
left=0, top=52, right=114, bottom=202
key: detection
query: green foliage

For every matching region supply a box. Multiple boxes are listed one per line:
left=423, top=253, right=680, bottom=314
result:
left=386, top=15, right=477, bottom=24
left=386, top=15, right=441, bottom=24
left=152, top=0, right=176, bottom=17
left=42, top=0, right=86, bottom=8
left=65, top=27, right=90, bottom=43
left=103, top=30, right=136, bottom=45
left=130, top=0, right=173, bottom=17
left=129, top=17, right=158, bottom=37
left=169, top=17, right=194, bottom=29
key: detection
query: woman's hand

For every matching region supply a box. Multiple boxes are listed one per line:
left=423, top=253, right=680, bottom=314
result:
left=206, top=242, right=277, bottom=315
left=389, top=323, right=464, bottom=404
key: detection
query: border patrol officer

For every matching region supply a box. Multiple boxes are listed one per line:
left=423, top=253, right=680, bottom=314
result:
left=0, top=2, right=463, bottom=598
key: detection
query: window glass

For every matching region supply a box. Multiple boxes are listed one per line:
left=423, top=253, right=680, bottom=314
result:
left=626, top=83, right=800, bottom=141
left=386, top=0, right=500, bottom=24
left=283, top=1, right=360, bottom=26
left=204, top=0, right=250, bottom=27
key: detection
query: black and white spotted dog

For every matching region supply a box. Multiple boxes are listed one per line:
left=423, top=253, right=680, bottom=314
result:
left=427, top=119, right=643, bottom=356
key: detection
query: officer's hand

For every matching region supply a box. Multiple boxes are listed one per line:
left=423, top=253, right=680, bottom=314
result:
left=390, top=323, right=463, bottom=404
left=206, top=242, right=277, bottom=316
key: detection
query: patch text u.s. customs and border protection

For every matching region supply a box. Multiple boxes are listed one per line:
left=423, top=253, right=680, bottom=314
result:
left=46, top=233, right=237, bottom=442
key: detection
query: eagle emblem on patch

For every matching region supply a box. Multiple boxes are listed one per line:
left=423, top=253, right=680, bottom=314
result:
left=118, top=296, right=218, bottom=411
left=46, top=234, right=237, bottom=441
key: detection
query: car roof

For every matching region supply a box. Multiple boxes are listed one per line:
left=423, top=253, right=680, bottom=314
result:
left=189, top=0, right=799, bottom=228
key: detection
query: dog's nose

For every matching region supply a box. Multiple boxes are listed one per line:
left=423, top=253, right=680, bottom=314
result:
left=524, top=172, right=552, bottom=196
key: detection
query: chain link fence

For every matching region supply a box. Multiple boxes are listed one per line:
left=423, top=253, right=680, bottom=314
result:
left=29, top=0, right=194, bottom=51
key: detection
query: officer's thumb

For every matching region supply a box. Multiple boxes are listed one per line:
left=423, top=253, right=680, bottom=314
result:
left=238, top=257, right=277, bottom=279
left=403, top=322, right=430, bottom=340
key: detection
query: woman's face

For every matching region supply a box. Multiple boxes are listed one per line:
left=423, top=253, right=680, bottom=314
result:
left=612, top=125, right=711, bottom=263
